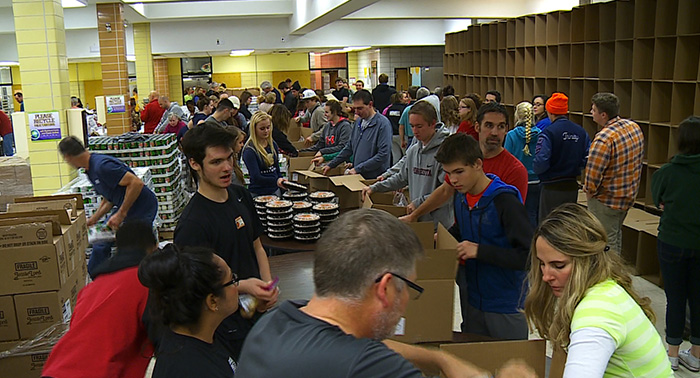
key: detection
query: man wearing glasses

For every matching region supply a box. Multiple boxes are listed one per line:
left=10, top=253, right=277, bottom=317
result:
left=236, top=209, right=487, bottom=377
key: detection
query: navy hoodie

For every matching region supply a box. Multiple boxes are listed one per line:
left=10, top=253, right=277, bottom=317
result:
left=449, top=174, right=533, bottom=314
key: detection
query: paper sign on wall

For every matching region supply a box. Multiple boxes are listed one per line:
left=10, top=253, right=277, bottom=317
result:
left=106, top=95, right=126, bottom=113
left=28, top=111, right=61, bottom=141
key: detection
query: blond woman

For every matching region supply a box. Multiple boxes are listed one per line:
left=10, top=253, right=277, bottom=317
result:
left=241, top=112, right=287, bottom=196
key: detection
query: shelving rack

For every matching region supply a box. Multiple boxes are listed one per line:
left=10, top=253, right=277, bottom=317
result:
left=444, top=0, right=700, bottom=287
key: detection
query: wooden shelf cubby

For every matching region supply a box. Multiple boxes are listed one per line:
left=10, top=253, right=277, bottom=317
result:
left=571, top=7, right=586, bottom=43
left=632, top=38, right=654, bottom=80
left=633, top=0, right=656, bottom=38
left=615, top=1, right=634, bottom=40
left=648, top=125, right=670, bottom=165
left=546, top=12, right=559, bottom=45
left=569, top=79, right=584, bottom=112
left=614, top=40, right=633, bottom=79
left=598, top=42, right=615, bottom=79
left=525, top=16, right=536, bottom=47
left=670, top=83, right=695, bottom=125
left=655, top=0, right=679, bottom=37
left=545, top=46, right=557, bottom=78
left=584, top=43, right=599, bottom=78
left=650, top=81, right=672, bottom=124
left=652, top=37, right=676, bottom=80
left=673, top=36, right=700, bottom=81
left=631, top=80, right=652, bottom=121
left=677, top=0, right=700, bottom=35
left=614, top=80, right=633, bottom=118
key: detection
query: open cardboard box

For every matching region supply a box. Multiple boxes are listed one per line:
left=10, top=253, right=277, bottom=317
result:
left=0, top=221, right=69, bottom=295
left=12, top=195, right=89, bottom=271
left=0, top=209, right=81, bottom=279
left=389, top=223, right=459, bottom=344
left=439, top=340, right=566, bottom=378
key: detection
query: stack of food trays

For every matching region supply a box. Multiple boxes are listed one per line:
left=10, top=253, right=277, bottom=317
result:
left=308, top=191, right=336, bottom=204
left=282, top=190, right=308, bottom=202
left=253, top=195, right=278, bottom=231
left=292, top=201, right=313, bottom=214
left=313, top=202, right=340, bottom=231
left=265, top=200, right=294, bottom=239
left=293, top=213, right=321, bottom=242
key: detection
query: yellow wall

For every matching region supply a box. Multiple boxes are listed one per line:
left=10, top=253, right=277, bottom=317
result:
left=67, top=62, right=103, bottom=107
left=212, top=73, right=242, bottom=88
left=212, top=54, right=312, bottom=89
left=83, top=80, right=104, bottom=109
left=167, top=58, right=183, bottom=104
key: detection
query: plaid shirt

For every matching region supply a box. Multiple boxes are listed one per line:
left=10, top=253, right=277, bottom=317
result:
left=583, top=116, right=645, bottom=210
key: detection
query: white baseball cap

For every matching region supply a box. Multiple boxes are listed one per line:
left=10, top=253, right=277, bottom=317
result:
left=230, top=96, right=240, bottom=109
left=301, top=89, right=318, bottom=100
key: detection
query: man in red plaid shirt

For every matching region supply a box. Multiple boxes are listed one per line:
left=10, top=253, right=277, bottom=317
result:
left=584, top=92, right=644, bottom=254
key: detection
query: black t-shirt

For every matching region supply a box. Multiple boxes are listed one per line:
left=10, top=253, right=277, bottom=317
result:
left=236, top=300, right=423, bottom=378
left=174, top=185, right=262, bottom=278
left=174, top=185, right=264, bottom=358
left=152, top=330, right=235, bottom=378
left=332, top=87, right=350, bottom=102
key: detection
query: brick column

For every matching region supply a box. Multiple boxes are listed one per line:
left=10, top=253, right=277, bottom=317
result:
left=97, top=3, right=130, bottom=135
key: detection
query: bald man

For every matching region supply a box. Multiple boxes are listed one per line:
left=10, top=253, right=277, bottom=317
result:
left=155, top=95, right=184, bottom=133
left=141, top=91, right=165, bottom=134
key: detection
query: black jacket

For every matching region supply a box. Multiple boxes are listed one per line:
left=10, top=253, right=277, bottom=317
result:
left=372, top=84, right=396, bottom=113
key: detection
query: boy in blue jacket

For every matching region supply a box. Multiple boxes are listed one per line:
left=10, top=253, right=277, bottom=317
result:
left=436, top=132, right=534, bottom=340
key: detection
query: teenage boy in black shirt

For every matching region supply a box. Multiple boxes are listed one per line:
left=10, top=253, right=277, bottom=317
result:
left=174, top=123, right=278, bottom=359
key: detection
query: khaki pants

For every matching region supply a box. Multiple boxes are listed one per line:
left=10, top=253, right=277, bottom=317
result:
left=587, top=197, right=628, bottom=255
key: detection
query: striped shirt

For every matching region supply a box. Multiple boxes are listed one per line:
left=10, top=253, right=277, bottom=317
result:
left=571, top=279, right=673, bottom=377
left=583, top=117, right=644, bottom=210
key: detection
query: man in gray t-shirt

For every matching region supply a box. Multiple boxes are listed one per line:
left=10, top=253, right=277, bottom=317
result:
left=236, top=209, right=485, bottom=378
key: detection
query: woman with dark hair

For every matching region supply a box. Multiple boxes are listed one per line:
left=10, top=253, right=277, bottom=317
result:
left=304, top=99, right=352, bottom=165
left=239, top=91, right=253, bottom=121
left=139, top=244, right=240, bottom=378
left=652, top=115, right=700, bottom=371
left=532, top=94, right=551, bottom=131
left=269, top=104, right=298, bottom=157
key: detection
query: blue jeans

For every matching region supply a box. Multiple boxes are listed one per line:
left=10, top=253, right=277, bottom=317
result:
left=87, top=205, right=158, bottom=278
left=2, top=132, right=14, bottom=156
left=657, top=239, right=700, bottom=346
left=524, top=183, right=541, bottom=228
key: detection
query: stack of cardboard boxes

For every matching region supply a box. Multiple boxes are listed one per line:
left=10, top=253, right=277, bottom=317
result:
left=0, top=194, right=89, bottom=377
left=0, top=156, right=34, bottom=212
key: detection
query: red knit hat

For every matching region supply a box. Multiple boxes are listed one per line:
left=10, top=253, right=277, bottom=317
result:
left=546, top=92, right=569, bottom=115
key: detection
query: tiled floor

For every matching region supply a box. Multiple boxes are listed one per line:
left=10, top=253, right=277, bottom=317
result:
left=452, top=277, right=698, bottom=377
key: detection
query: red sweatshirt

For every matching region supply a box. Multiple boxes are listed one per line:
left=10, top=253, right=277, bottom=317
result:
left=141, top=99, right=165, bottom=134
left=42, top=267, right=153, bottom=378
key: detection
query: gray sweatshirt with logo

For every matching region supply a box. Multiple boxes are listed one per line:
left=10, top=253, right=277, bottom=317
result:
left=370, top=124, right=453, bottom=229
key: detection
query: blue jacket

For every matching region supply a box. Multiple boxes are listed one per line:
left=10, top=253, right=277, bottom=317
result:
left=328, top=112, right=392, bottom=179
left=451, top=174, right=533, bottom=314
left=533, top=116, right=590, bottom=184
left=242, top=142, right=281, bottom=195
left=504, top=124, right=542, bottom=183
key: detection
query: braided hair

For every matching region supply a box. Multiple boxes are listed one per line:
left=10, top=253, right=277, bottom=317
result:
left=514, top=102, right=535, bottom=156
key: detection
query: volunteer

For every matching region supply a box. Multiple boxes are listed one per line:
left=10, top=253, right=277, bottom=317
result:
left=305, top=99, right=352, bottom=164
left=241, top=111, right=287, bottom=196
left=58, top=136, right=158, bottom=277
left=524, top=204, right=673, bottom=377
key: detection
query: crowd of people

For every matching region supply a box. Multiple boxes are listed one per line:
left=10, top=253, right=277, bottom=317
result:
left=41, top=75, right=700, bottom=378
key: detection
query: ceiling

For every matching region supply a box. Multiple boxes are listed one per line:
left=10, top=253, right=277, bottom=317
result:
left=0, top=0, right=584, bottom=61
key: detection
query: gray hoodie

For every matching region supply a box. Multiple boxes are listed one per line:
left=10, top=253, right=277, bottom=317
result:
left=370, top=124, right=453, bottom=229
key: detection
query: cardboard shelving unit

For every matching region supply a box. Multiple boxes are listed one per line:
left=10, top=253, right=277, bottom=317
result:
left=443, top=0, right=698, bottom=287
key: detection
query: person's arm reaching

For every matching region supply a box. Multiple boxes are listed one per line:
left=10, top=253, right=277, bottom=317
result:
left=563, top=328, right=616, bottom=378
left=383, top=340, right=487, bottom=378
left=242, top=147, right=280, bottom=189
left=325, top=128, right=356, bottom=170
left=88, top=197, right=114, bottom=226
left=400, top=181, right=454, bottom=222
left=107, top=172, right=145, bottom=229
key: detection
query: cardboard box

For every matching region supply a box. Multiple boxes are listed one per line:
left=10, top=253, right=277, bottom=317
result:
left=293, top=168, right=342, bottom=191
left=0, top=222, right=69, bottom=296
left=291, top=141, right=307, bottom=151
left=0, top=157, right=33, bottom=213
left=0, top=340, right=50, bottom=378
left=362, top=192, right=407, bottom=218
left=13, top=267, right=84, bottom=340
left=390, top=223, right=459, bottom=343
left=0, top=296, right=19, bottom=342
left=13, top=194, right=85, bottom=210
left=8, top=199, right=77, bottom=219
left=438, top=340, right=566, bottom=378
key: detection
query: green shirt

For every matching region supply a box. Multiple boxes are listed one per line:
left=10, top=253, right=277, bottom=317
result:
left=571, top=279, right=673, bottom=377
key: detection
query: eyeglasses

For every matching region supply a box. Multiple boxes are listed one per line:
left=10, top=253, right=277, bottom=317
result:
left=375, top=272, right=424, bottom=300
left=219, top=273, right=239, bottom=289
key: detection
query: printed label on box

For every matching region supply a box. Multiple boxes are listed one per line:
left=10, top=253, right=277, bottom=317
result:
left=25, top=306, right=55, bottom=326
left=62, top=299, right=71, bottom=324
